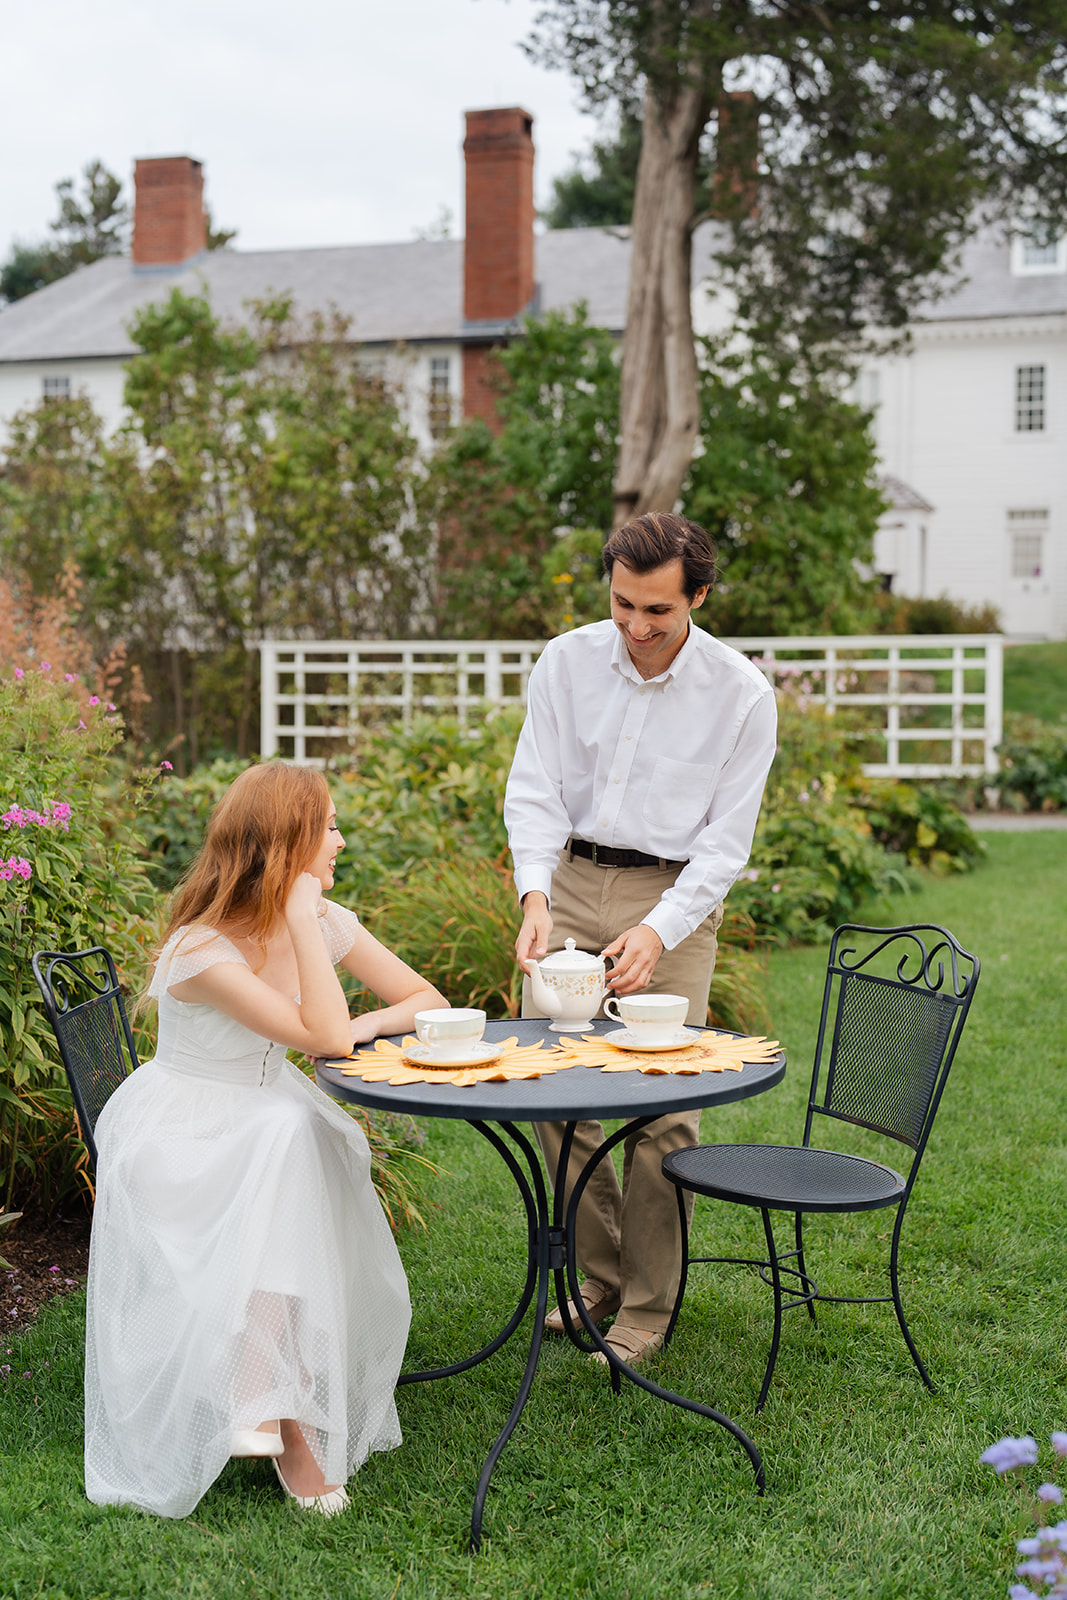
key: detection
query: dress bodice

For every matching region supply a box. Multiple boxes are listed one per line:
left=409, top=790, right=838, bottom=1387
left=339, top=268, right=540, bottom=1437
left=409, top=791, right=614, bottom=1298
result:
left=154, top=991, right=290, bottom=1086
left=145, top=903, right=362, bottom=1088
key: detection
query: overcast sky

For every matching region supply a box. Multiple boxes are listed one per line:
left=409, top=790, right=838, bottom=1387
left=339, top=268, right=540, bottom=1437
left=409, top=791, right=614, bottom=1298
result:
left=2, top=0, right=601, bottom=257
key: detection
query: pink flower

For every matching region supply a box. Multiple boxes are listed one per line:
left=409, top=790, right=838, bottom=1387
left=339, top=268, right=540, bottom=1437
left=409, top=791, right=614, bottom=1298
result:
left=88, top=695, right=100, bottom=706
left=107, top=702, right=116, bottom=711
left=77, top=720, right=87, bottom=731
left=2, top=807, right=24, bottom=830
left=48, top=801, right=71, bottom=830
left=159, top=760, right=173, bottom=772
left=65, top=673, right=77, bottom=683
left=39, top=661, right=51, bottom=673
left=12, top=668, right=24, bottom=680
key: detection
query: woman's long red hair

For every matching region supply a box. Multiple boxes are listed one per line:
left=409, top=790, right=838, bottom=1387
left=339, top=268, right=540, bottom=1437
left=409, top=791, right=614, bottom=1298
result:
left=157, top=763, right=332, bottom=954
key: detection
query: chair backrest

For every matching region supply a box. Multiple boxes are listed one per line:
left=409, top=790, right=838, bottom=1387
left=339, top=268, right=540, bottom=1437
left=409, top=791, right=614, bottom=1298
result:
left=805, top=923, right=979, bottom=1178
left=31, top=947, right=141, bottom=1173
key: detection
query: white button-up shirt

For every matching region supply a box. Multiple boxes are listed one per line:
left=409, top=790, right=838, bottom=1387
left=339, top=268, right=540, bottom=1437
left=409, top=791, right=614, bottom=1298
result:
left=504, top=619, right=778, bottom=951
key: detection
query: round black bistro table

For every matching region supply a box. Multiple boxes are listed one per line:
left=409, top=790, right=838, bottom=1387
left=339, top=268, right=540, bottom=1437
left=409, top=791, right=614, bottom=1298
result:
left=317, top=1017, right=786, bottom=1551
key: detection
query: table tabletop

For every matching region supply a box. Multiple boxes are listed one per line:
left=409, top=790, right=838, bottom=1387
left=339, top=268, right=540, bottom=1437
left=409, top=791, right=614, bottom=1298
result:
left=316, top=1017, right=786, bottom=1122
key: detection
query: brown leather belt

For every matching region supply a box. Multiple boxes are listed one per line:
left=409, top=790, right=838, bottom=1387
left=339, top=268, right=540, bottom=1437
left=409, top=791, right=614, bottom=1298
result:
left=568, top=838, right=687, bottom=871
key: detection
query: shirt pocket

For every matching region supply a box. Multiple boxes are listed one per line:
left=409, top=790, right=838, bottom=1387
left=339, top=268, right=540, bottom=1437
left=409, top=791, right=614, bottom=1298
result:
left=643, top=757, right=713, bottom=835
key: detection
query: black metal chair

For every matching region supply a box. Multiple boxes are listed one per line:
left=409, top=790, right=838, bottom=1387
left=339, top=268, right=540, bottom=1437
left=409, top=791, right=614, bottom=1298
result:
left=31, top=947, right=141, bottom=1174
left=662, top=922, right=980, bottom=1410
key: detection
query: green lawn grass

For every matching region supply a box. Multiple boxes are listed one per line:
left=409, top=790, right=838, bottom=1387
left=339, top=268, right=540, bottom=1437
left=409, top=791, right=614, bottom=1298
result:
left=3, top=831, right=1066, bottom=1599
left=1003, top=640, right=1067, bottom=721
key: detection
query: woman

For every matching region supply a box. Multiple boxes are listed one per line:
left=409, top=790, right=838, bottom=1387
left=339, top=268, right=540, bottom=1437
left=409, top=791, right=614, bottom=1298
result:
left=84, top=763, right=445, bottom=1518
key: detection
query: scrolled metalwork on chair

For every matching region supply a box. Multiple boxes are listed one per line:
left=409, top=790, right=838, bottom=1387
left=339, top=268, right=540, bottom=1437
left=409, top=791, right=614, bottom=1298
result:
left=661, top=921, right=980, bottom=1412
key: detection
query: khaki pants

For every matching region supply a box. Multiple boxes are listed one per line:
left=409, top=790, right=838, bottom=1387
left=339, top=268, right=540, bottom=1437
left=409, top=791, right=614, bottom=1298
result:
left=522, top=850, right=722, bottom=1332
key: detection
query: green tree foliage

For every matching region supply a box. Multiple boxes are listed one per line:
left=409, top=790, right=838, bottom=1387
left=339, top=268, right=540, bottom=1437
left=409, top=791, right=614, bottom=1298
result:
left=0, top=161, right=128, bottom=303
left=0, top=290, right=428, bottom=761
left=425, top=305, right=619, bottom=636
left=686, top=339, right=884, bottom=635
left=543, top=112, right=643, bottom=228
left=1, top=161, right=236, bottom=305
left=526, top=2, right=1067, bottom=516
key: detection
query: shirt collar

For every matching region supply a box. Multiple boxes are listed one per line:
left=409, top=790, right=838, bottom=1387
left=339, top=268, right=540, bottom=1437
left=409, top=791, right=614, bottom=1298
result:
left=609, top=619, right=699, bottom=686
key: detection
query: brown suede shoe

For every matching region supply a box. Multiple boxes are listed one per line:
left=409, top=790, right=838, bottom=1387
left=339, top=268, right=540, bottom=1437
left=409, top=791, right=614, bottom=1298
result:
left=590, top=1323, right=665, bottom=1366
left=545, top=1279, right=621, bottom=1334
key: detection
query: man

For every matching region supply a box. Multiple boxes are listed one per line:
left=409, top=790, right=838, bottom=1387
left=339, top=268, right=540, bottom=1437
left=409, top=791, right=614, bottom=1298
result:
left=504, top=512, right=777, bottom=1364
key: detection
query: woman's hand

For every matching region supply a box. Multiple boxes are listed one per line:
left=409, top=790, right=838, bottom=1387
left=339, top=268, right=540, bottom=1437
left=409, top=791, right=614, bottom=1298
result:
left=284, top=872, right=324, bottom=923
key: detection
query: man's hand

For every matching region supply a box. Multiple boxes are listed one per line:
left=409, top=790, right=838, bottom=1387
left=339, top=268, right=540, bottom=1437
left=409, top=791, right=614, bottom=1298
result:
left=602, top=923, right=664, bottom=995
left=515, top=891, right=553, bottom=974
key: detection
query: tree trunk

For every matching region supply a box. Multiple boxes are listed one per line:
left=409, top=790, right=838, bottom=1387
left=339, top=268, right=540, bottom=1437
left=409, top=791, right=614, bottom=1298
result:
left=613, top=77, right=713, bottom=528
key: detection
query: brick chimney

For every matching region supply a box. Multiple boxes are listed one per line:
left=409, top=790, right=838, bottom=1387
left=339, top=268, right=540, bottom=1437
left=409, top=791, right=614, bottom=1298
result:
left=132, top=157, right=207, bottom=269
left=462, top=108, right=536, bottom=428
left=712, top=93, right=760, bottom=220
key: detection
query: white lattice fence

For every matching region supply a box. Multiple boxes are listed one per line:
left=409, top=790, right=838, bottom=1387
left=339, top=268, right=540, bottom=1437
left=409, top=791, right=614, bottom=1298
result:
left=258, top=634, right=1003, bottom=777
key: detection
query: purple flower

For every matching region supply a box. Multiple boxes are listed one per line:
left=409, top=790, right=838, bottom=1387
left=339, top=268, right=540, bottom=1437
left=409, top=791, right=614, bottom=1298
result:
left=1009, top=1586, right=1041, bottom=1600
left=1039, top=1484, right=1065, bottom=1505
left=1053, top=1434, right=1067, bottom=1458
left=983, top=1437, right=1040, bottom=1473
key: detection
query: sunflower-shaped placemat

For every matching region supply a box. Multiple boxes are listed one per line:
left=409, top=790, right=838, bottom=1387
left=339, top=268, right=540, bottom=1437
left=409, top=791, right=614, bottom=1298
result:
left=338, top=1036, right=577, bottom=1088
left=552, top=1031, right=781, bottom=1075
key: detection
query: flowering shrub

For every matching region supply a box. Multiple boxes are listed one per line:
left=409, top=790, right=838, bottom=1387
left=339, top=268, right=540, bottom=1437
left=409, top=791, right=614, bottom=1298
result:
left=982, top=1432, right=1067, bottom=1598
left=0, top=664, right=158, bottom=1214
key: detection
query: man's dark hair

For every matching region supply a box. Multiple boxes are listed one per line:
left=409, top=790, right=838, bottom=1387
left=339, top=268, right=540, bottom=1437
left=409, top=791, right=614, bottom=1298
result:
left=602, top=512, right=716, bottom=601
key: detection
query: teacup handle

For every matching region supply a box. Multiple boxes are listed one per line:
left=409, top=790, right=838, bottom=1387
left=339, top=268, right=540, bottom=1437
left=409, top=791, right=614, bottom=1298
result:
left=603, top=996, right=624, bottom=1023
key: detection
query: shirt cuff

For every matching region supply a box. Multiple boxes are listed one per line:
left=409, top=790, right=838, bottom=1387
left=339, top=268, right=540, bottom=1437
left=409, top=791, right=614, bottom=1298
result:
left=640, top=902, right=691, bottom=953
left=513, top=865, right=555, bottom=907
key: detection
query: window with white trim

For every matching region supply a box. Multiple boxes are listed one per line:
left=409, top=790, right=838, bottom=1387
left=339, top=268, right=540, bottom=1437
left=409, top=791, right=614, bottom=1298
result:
left=42, top=374, right=71, bottom=400
left=428, top=355, right=452, bottom=439
left=1014, top=365, right=1046, bottom=432
left=1011, top=231, right=1067, bottom=275
left=1007, top=509, right=1048, bottom=579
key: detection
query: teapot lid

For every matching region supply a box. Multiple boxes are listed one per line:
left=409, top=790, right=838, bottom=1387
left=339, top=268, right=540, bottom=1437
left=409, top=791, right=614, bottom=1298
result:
left=540, top=938, right=604, bottom=973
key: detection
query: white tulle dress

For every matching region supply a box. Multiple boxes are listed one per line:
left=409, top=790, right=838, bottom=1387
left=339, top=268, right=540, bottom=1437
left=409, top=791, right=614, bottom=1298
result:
left=84, top=902, right=411, bottom=1518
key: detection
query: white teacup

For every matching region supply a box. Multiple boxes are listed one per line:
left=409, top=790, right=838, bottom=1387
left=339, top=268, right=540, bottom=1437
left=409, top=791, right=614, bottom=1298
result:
left=413, top=1007, right=486, bottom=1059
left=603, top=992, right=689, bottom=1046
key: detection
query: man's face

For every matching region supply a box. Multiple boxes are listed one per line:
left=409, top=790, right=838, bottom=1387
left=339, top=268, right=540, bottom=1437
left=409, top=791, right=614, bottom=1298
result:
left=609, top=558, right=708, bottom=676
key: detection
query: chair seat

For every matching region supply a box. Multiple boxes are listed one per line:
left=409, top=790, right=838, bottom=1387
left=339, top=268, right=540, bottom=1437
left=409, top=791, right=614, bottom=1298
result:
left=664, top=1143, right=907, bottom=1213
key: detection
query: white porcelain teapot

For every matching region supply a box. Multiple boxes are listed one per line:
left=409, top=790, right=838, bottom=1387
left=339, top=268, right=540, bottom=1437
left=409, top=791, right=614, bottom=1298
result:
left=525, top=939, right=609, bottom=1032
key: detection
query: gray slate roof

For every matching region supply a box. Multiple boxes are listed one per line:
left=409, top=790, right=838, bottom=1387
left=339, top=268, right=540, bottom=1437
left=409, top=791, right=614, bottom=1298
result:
left=0, top=217, right=1061, bottom=366
left=913, top=227, right=1067, bottom=321
left=0, top=227, right=635, bottom=364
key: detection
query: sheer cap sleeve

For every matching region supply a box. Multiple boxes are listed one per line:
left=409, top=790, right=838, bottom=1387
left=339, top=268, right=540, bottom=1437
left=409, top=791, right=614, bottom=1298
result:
left=148, top=927, right=248, bottom=997
left=320, top=900, right=361, bottom=964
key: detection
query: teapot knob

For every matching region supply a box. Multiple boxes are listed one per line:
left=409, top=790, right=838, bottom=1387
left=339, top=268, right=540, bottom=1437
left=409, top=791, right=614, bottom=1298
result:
left=564, top=939, right=576, bottom=952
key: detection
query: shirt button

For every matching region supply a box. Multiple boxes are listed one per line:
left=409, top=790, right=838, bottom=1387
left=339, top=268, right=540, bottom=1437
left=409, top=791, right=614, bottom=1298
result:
left=626, top=733, right=633, bottom=740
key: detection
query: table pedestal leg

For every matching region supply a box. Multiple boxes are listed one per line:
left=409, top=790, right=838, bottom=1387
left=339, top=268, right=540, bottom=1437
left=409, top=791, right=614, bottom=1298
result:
left=562, top=1115, right=766, bottom=1494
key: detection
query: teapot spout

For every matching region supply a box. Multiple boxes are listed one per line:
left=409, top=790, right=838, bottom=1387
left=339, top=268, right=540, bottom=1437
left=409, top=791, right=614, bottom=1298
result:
left=526, top=959, right=563, bottom=1018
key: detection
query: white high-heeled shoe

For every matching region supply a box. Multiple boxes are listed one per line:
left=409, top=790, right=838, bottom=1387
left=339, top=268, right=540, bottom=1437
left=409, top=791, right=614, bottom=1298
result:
left=230, top=1425, right=284, bottom=1458
left=272, top=1457, right=350, bottom=1516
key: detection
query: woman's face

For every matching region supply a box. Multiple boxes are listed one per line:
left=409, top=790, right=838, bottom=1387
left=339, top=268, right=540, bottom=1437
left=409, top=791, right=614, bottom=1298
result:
left=308, top=801, right=345, bottom=891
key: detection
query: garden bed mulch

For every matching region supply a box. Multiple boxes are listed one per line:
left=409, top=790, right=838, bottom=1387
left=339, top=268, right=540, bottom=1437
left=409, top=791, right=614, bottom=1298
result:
left=2, top=1211, right=91, bottom=1336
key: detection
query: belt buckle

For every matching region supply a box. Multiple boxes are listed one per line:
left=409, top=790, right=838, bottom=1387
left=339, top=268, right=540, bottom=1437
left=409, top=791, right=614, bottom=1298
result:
left=589, top=842, right=602, bottom=867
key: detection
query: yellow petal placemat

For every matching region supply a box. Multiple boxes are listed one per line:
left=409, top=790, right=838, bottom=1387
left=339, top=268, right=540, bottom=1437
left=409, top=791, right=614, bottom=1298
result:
left=337, top=1036, right=577, bottom=1089
left=552, top=1031, right=781, bottom=1075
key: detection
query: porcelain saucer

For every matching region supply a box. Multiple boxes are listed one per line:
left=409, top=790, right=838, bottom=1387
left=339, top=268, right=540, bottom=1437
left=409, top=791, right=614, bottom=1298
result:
left=602, top=1026, right=703, bottom=1053
left=402, top=1040, right=503, bottom=1070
